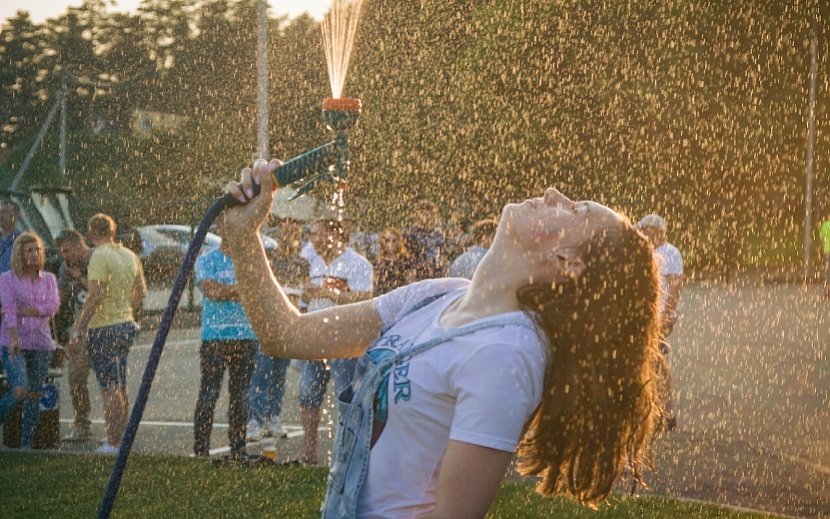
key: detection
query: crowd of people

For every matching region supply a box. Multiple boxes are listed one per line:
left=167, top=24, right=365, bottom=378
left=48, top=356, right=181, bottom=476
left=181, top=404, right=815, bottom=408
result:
left=224, top=161, right=671, bottom=516
left=0, top=203, right=145, bottom=453
left=194, top=201, right=505, bottom=467
left=0, top=186, right=683, bottom=516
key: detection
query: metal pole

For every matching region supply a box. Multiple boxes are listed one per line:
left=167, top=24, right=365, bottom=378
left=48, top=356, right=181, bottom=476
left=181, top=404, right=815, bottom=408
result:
left=803, top=12, right=818, bottom=281
left=60, top=77, right=67, bottom=177
left=256, top=0, right=269, bottom=159
left=10, top=97, right=61, bottom=191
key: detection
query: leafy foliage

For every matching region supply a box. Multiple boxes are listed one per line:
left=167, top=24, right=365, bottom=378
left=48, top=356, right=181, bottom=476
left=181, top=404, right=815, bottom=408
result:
left=0, top=0, right=828, bottom=271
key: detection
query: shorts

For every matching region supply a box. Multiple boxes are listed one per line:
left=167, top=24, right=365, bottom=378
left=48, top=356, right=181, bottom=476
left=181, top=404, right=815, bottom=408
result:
left=87, top=322, right=139, bottom=390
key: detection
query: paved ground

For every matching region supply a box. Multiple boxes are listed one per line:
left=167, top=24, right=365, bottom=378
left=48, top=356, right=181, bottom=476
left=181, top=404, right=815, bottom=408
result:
left=2, top=279, right=829, bottom=517
left=635, top=280, right=830, bottom=518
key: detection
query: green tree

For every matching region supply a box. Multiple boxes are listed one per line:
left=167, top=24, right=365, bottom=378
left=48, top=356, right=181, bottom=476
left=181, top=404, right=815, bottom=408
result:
left=0, top=12, right=49, bottom=149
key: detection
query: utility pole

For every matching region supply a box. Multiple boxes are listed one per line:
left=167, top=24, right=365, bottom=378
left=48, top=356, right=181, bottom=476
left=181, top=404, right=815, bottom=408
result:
left=60, top=74, right=67, bottom=177
left=256, top=0, right=269, bottom=160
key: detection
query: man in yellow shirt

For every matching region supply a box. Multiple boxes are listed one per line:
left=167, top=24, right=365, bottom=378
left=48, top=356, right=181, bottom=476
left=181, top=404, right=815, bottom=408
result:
left=69, top=214, right=146, bottom=454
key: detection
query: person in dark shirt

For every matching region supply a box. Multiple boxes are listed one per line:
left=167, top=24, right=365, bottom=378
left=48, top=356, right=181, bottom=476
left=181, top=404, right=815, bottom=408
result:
left=372, top=227, right=415, bottom=296
left=247, top=219, right=310, bottom=441
left=55, top=229, right=94, bottom=442
left=402, top=199, right=445, bottom=280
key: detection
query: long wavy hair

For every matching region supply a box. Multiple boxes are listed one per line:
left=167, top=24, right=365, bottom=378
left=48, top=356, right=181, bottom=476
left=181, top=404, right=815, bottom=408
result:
left=378, top=227, right=410, bottom=259
left=11, top=231, right=46, bottom=276
left=515, top=220, right=662, bottom=506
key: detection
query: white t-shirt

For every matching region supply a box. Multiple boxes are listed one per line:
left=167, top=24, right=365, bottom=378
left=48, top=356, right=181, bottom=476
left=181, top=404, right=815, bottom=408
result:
left=300, top=242, right=373, bottom=312
left=654, top=242, right=683, bottom=317
left=358, top=279, right=546, bottom=518
left=447, top=245, right=488, bottom=279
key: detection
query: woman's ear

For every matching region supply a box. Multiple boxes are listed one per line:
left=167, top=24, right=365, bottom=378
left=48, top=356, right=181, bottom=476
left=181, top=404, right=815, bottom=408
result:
left=547, top=249, right=586, bottom=279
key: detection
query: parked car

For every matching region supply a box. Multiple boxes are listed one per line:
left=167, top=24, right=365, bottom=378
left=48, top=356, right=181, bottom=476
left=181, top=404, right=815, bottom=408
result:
left=136, top=225, right=221, bottom=257
left=135, top=224, right=276, bottom=284
left=136, top=225, right=222, bottom=283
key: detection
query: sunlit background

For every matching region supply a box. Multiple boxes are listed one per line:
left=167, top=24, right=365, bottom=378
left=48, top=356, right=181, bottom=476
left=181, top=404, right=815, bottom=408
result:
left=0, top=1, right=829, bottom=518
left=0, top=0, right=328, bottom=24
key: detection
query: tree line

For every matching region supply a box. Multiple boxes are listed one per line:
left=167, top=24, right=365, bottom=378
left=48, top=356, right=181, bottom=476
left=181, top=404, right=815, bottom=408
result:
left=1, top=0, right=828, bottom=272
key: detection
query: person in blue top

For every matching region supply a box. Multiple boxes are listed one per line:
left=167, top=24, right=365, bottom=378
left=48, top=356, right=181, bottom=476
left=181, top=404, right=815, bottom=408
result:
left=193, top=214, right=258, bottom=465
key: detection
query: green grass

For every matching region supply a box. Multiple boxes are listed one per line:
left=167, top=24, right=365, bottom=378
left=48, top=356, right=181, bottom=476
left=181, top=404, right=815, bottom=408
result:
left=0, top=451, right=776, bottom=518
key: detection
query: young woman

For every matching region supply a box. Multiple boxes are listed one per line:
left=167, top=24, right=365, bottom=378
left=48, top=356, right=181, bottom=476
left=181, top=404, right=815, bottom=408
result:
left=372, top=227, right=416, bottom=296
left=224, top=159, right=663, bottom=518
left=0, top=232, right=60, bottom=448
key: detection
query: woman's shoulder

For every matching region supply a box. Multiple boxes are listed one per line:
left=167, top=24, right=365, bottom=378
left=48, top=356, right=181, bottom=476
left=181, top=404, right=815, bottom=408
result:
left=39, top=270, right=57, bottom=282
left=374, top=278, right=468, bottom=324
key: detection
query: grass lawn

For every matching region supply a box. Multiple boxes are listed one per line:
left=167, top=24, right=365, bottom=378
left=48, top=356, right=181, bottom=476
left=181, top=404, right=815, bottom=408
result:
left=0, top=451, right=777, bottom=518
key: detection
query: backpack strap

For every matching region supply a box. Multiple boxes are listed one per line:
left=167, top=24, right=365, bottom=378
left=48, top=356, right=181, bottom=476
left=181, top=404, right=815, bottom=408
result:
left=377, top=290, right=449, bottom=336
left=323, top=291, right=538, bottom=519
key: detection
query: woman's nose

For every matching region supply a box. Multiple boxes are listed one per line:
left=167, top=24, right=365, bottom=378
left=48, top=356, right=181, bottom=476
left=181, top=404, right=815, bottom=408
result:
left=544, top=188, right=572, bottom=206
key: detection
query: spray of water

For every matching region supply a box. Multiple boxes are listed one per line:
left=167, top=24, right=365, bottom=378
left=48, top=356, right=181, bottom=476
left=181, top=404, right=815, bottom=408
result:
left=321, top=0, right=365, bottom=99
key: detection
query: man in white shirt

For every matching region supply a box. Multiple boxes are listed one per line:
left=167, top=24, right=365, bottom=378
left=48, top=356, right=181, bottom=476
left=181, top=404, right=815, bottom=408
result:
left=448, top=219, right=497, bottom=279
left=291, top=218, right=373, bottom=465
left=637, top=214, right=682, bottom=431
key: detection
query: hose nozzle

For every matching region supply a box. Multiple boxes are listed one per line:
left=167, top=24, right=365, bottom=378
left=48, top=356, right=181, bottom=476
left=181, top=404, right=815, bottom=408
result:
left=322, top=97, right=362, bottom=131
left=220, top=98, right=361, bottom=210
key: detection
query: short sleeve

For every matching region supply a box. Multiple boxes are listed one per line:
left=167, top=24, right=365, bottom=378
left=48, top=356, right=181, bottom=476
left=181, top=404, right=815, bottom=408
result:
left=133, top=250, right=144, bottom=278
left=449, top=335, right=546, bottom=452
left=373, top=278, right=468, bottom=326
left=194, top=253, right=210, bottom=285
left=662, top=246, right=683, bottom=276
left=87, top=250, right=107, bottom=282
left=348, top=254, right=374, bottom=293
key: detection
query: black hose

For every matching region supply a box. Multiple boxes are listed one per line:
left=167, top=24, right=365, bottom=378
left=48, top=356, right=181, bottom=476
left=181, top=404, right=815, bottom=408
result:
left=97, top=139, right=340, bottom=518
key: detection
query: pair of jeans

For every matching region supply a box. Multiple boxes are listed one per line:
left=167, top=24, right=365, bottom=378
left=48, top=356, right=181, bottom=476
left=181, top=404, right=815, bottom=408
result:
left=0, top=348, right=54, bottom=448
left=193, top=339, right=256, bottom=457
left=298, top=358, right=358, bottom=409
left=248, top=347, right=290, bottom=425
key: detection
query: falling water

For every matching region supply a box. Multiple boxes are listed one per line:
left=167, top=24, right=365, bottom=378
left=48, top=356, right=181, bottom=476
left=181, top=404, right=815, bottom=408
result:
left=321, top=0, right=364, bottom=227
left=321, top=0, right=365, bottom=99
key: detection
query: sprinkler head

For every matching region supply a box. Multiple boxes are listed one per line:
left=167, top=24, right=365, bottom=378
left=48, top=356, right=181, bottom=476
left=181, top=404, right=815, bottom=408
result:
left=322, top=97, right=361, bottom=131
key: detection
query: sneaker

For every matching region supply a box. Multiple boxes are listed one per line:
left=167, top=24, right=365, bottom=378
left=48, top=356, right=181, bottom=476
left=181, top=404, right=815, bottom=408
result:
left=62, top=428, right=93, bottom=442
left=246, top=419, right=267, bottom=442
left=95, top=442, right=120, bottom=455
left=265, top=418, right=288, bottom=439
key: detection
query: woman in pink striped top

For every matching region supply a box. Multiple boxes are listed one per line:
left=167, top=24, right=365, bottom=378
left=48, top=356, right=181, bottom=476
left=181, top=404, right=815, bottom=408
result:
left=0, top=232, right=60, bottom=448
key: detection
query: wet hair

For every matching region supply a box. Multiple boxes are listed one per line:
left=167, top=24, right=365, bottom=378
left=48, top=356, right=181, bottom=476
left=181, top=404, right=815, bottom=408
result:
left=11, top=231, right=46, bottom=275
left=515, top=220, right=662, bottom=506
left=55, top=228, right=85, bottom=247
left=88, top=213, right=116, bottom=239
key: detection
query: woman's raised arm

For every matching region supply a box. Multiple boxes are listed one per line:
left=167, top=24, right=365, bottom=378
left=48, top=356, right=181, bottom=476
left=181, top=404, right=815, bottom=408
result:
left=223, top=159, right=383, bottom=360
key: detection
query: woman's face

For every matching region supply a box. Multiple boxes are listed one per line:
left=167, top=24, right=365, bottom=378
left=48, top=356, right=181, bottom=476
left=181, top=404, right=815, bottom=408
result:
left=503, top=188, right=622, bottom=253
left=380, top=231, right=400, bottom=254
left=22, top=240, right=42, bottom=270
